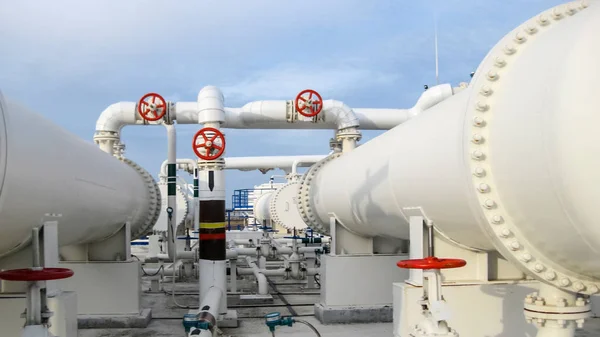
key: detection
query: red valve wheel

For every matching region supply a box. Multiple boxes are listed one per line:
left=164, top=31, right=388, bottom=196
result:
left=0, top=268, right=74, bottom=281
left=193, top=127, right=226, bottom=161
left=396, top=256, right=466, bottom=270
left=295, top=89, right=323, bottom=117
left=138, top=92, right=167, bottom=121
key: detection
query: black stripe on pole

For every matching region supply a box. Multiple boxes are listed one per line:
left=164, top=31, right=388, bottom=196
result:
left=194, top=169, right=199, bottom=198
left=199, top=200, right=226, bottom=260
left=167, top=163, right=177, bottom=196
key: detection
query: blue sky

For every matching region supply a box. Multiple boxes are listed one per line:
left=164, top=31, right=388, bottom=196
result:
left=0, top=0, right=565, bottom=206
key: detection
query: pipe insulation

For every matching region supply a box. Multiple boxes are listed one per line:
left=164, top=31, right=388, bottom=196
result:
left=298, top=1, right=600, bottom=295
left=0, top=93, right=160, bottom=258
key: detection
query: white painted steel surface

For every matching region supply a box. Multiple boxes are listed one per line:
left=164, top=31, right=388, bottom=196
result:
left=96, top=84, right=454, bottom=134
left=0, top=94, right=159, bottom=258
left=252, top=192, right=273, bottom=223
left=304, top=1, right=600, bottom=294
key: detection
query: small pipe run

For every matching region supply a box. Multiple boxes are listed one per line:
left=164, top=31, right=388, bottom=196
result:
left=237, top=267, right=286, bottom=277
left=245, top=256, right=268, bottom=295
left=94, top=84, right=454, bottom=154
left=159, top=155, right=326, bottom=178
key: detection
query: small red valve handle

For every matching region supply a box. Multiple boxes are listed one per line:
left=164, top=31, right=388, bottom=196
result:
left=295, top=89, right=323, bottom=117
left=138, top=92, right=167, bottom=121
left=0, top=268, right=74, bottom=281
left=193, top=127, right=226, bottom=161
left=396, top=256, right=466, bottom=270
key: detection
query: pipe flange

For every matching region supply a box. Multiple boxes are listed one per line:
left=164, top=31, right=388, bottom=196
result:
left=465, top=1, right=599, bottom=294
left=153, top=182, right=190, bottom=233
left=297, top=152, right=342, bottom=235
left=269, top=181, right=308, bottom=231
left=123, top=158, right=161, bottom=240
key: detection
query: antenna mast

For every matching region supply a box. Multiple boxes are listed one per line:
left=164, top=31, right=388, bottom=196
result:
left=434, top=16, right=439, bottom=85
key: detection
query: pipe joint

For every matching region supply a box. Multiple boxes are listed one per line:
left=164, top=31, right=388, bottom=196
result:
left=197, top=86, right=225, bottom=125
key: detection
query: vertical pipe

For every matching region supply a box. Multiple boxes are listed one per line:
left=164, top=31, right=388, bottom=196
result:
left=32, top=227, right=40, bottom=268
left=198, top=166, right=227, bottom=314
left=166, top=124, right=177, bottom=260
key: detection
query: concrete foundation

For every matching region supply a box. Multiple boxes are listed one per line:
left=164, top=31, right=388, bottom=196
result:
left=315, top=303, right=392, bottom=324
left=316, top=254, right=408, bottom=324
left=239, top=294, right=274, bottom=304
left=78, top=308, right=152, bottom=329
left=218, top=309, right=239, bottom=328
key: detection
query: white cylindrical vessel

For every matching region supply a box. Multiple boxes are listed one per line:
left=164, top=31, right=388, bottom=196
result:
left=0, top=94, right=160, bottom=258
left=253, top=192, right=273, bottom=223
left=299, top=2, right=600, bottom=294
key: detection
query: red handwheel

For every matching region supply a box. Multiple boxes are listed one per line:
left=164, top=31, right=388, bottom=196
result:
left=397, top=256, right=466, bottom=270
left=193, top=127, right=226, bottom=160
left=138, top=92, right=167, bottom=121
left=0, top=268, right=74, bottom=281
left=295, top=89, right=323, bottom=117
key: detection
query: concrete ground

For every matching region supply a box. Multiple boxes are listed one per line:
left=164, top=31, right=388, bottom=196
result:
left=78, top=276, right=600, bottom=337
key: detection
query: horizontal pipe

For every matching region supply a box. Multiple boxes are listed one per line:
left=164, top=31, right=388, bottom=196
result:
left=237, top=267, right=287, bottom=277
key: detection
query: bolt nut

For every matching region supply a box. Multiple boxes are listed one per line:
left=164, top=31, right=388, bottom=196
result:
left=472, top=150, right=485, bottom=160
left=473, top=167, right=486, bottom=177
left=533, top=263, right=545, bottom=272
left=545, top=271, right=556, bottom=281
left=588, top=285, right=599, bottom=294
left=491, top=215, right=504, bottom=224
left=538, top=14, right=550, bottom=25
left=494, top=57, right=507, bottom=67
left=503, top=45, right=516, bottom=55
left=514, top=32, right=526, bottom=44
left=552, top=8, right=563, bottom=19
left=478, top=183, right=490, bottom=192
left=574, top=282, right=585, bottom=292
left=499, top=228, right=511, bottom=238
left=510, top=241, right=521, bottom=250
left=483, top=199, right=496, bottom=209
left=524, top=25, right=538, bottom=35
left=476, top=101, right=489, bottom=111
left=473, top=116, right=486, bottom=127
left=557, top=298, right=567, bottom=307
left=480, top=86, right=493, bottom=96
left=576, top=297, right=586, bottom=307
left=472, top=134, right=484, bottom=144
left=486, top=70, right=499, bottom=81
left=559, top=278, right=571, bottom=287
left=521, top=253, right=533, bottom=262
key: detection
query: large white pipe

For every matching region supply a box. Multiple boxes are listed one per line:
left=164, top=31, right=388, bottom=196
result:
left=0, top=94, right=160, bottom=258
left=299, top=2, right=600, bottom=295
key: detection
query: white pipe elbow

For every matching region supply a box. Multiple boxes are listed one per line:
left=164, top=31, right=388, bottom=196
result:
left=197, top=86, right=225, bottom=125
left=95, top=102, right=138, bottom=133
left=409, top=83, right=454, bottom=117
left=322, top=100, right=360, bottom=131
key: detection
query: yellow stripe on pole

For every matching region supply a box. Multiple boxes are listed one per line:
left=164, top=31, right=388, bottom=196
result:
left=199, top=222, right=226, bottom=229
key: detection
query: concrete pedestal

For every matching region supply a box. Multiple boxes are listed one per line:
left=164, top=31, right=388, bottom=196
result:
left=60, top=260, right=151, bottom=328
left=0, top=291, right=78, bottom=337
left=315, top=254, right=409, bottom=324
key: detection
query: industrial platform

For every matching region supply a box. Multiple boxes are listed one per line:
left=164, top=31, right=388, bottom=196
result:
left=77, top=276, right=600, bottom=337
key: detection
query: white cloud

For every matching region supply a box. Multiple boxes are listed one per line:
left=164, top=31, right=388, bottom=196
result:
left=220, top=60, right=400, bottom=103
